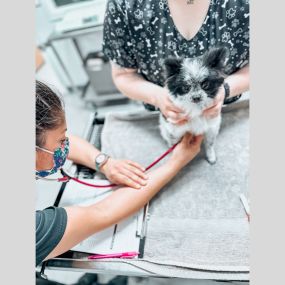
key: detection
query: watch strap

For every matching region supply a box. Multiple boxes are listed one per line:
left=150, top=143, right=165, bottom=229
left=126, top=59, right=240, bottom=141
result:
left=223, top=82, right=230, bottom=99
left=224, top=94, right=242, bottom=105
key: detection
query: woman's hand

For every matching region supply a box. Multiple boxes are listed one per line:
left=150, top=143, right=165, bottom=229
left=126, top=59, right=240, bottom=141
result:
left=203, top=87, right=225, bottom=119
left=170, top=133, right=204, bottom=168
left=155, top=90, right=189, bottom=125
left=101, top=158, right=148, bottom=189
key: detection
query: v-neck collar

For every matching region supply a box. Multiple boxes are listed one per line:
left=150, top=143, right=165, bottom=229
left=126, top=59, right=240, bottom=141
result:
left=166, top=0, right=212, bottom=42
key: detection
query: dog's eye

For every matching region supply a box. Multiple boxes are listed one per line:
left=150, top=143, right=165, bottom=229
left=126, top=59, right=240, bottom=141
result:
left=201, top=80, right=210, bottom=90
left=181, top=85, right=190, bottom=94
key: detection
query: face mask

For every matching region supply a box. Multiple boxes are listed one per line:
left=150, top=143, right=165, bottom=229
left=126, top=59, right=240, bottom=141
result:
left=36, top=137, right=69, bottom=178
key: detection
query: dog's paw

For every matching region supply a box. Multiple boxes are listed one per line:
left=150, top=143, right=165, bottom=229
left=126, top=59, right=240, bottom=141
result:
left=206, top=156, right=217, bottom=165
left=205, top=148, right=217, bottom=165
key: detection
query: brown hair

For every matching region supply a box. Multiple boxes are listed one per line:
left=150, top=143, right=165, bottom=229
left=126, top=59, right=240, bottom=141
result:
left=36, top=80, right=65, bottom=147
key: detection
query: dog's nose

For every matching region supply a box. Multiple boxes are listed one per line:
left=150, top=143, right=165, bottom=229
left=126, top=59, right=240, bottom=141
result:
left=192, top=96, right=201, bottom=103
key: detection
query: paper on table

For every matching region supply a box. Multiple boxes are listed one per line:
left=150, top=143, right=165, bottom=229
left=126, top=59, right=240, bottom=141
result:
left=59, top=179, right=144, bottom=254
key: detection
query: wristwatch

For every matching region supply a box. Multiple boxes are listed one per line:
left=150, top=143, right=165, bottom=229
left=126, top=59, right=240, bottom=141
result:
left=95, top=153, right=110, bottom=172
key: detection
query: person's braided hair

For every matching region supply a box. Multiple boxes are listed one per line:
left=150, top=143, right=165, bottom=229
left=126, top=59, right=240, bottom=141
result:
left=36, top=80, right=65, bottom=148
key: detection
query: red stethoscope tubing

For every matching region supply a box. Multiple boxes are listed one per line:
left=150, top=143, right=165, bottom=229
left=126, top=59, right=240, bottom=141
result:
left=59, top=143, right=178, bottom=188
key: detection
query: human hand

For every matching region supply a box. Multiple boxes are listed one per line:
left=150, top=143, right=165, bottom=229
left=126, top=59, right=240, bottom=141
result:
left=101, top=158, right=148, bottom=189
left=170, top=133, right=204, bottom=168
left=203, top=87, right=225, bottom=119
left=155, top=90, right=189, bottom=125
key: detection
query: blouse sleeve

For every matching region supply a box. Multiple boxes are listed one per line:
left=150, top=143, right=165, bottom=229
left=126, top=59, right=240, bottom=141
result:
left=102, top=0, right=137, bottom=69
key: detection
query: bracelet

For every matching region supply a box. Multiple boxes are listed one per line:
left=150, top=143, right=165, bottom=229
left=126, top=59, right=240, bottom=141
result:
left=224, top=94, right=242, bottom=105
left=223, top=82, right=230, bottom=99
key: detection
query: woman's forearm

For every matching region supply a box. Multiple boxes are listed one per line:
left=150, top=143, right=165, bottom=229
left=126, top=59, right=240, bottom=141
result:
left=68, top=134, right=99, bottom=170
left=46, top=158, right=183, bottom=260
left=90, top=158, right=182, bottom=228
left=111, top=64, right=166, bottom=107
left=112, top=64, right=250, bottom=107
left=225, top=64, right=250, bottom=98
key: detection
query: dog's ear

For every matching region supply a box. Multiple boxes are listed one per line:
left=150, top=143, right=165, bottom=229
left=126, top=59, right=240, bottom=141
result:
left=202, top=46, right=229, bottom=71
left=164, top=57, right=183, bottom=79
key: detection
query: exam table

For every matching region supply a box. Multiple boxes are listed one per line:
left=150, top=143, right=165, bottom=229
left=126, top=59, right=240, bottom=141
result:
left=39, top=95, right=250, bottom=283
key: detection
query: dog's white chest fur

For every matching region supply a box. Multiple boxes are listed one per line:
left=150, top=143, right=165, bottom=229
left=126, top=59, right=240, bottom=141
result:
left=159, top=106, right=220, bottom=143
left=159, top=98, right=222, bottom=164
left=168, top=115, right=218, bottom=136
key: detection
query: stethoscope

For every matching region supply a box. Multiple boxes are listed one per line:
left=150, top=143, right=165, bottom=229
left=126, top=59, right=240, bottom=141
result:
left=36, top=143, right=178, bottom=189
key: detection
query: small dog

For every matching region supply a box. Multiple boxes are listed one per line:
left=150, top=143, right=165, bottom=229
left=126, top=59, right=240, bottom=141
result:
left=159, top=46, right=229, bottom=164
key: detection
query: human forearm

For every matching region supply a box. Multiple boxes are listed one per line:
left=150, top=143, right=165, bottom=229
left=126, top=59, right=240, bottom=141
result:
left=89, top=159, right=182, bottom=228
left=225, top=65, right=249, bottom=98
left=67, top=134, right=149, bottom=188
left=67, top=134, right=99, bottom=170
left=112, top=64, right=166, bottom=107
left=46, top=158, right=183, bottom=260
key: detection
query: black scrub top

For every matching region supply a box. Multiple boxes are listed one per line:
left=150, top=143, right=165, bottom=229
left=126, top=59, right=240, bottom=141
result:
left=103, top=0, right=249, bottom=87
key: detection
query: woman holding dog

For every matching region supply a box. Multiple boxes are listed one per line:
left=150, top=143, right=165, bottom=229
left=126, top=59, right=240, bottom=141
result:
left=103, top=0, right=250, bottom=124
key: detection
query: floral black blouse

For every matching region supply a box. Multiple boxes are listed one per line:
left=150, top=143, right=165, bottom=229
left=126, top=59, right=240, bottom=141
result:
left=103, top=0, right=249, bottom=87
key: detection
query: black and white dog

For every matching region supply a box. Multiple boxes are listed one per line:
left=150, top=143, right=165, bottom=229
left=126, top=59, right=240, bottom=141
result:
left=159, top=46, right=229, bottom=164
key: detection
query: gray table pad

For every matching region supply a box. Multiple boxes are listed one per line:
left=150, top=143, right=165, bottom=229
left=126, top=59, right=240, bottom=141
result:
left=101, top=101, right=249, bottom=276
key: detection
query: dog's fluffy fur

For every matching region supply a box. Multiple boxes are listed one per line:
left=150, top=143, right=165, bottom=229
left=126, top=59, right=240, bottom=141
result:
left=159, top=46, right=229, bottom=164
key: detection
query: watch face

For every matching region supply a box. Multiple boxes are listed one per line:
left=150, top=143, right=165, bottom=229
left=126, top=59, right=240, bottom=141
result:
left=96, top=154, right=106, bottom=164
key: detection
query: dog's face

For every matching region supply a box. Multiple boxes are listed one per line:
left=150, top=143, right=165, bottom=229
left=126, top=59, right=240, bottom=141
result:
left=164, top=47, right=229, bottom=112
